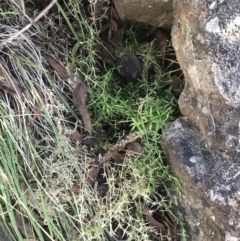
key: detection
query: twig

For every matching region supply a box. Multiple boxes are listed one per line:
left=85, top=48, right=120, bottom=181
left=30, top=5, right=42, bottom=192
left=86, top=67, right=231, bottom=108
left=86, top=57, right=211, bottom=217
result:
left=0, top=0, right=58, bottom=47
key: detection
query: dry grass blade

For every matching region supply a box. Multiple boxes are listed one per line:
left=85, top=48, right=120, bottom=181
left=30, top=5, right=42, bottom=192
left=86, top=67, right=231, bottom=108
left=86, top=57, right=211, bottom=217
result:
left=0, top=0, right=58, bottom=47
left=27, top=90, right=46, bottom=126
left=0, top=64, right=25, bottom=98
left=73, top=82, right=92, bottom=135
left=46, top=55, right=69, bottom=80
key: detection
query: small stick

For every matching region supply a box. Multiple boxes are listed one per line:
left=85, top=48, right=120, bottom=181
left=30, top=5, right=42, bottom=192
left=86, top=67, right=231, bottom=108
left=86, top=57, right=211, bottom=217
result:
left=0, top=0, right=58, bottom=47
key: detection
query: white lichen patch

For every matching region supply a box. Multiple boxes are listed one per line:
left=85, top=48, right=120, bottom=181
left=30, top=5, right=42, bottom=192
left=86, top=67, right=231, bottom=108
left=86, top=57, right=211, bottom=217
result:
left=211, top=62, right=240, bottom=103
left=205, top=16, right=240, bottom=42
left=225, top=232, right=239, bottom=241
left=210, top=190, right=226, bottom=205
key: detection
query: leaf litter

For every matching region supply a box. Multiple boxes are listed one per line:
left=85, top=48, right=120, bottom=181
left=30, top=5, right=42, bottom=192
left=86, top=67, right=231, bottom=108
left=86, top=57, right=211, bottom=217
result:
left=27, top=90, right=45, bottom=126
left=86, top=131, right=143, bottom=185
left=47, top=55, right=92, bottom=135
left=73, top=82, right=92, bottom=135
left=0, top=64, right=25, bottom=98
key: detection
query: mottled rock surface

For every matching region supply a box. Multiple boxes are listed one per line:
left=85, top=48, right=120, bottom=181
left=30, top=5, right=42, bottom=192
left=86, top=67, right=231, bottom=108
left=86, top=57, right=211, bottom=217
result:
left=113, top=0, right=173, bottom=28
left=161, top=118, right=240, bottom=241
left=172, top=0, right=240, bottom=158
left=160, top=0, right=240, bottom=240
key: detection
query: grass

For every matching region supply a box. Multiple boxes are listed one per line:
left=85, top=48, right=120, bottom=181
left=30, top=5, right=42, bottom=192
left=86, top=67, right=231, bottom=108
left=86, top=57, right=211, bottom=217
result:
left=0, top=0, right=186, bottom=240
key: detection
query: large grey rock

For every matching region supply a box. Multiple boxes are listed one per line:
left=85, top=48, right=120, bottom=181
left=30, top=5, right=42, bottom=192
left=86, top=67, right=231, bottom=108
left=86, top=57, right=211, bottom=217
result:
left=161, top=118, right=240, bottom=241
left=113, top=0, right=173, bottom=28
left=171, top=0, right=240, bottom=158
left=160, top=1, right=240, bottom=240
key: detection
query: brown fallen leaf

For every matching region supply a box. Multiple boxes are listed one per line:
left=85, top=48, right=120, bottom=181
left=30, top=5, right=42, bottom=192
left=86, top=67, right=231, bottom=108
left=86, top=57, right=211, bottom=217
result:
left=86, top=159, right=101, bottom=185
left=86, top=132, right=142, bottom=185
left=162, top=212, right=179, bottom=240
left=108, top=6, right=121, bottom=42
left=0, top=64, right=25, bottom=98
left=71, top=184, right=82, bottom=193
left=170, top=75, right=184, bottom=97
left=73, top=82, right=92, bottom=135
left=15, top=212, right=37, bottom=240
left=111, top=28, right=124, bottom=45
left=126, top=141, right=142, bottom=154
left=156, top=28, right=169, bottom=67
left=27, top=90, right=45, bottom=126
left=46, top=55, right=69, bottom=80
left=144, top=208, right=167, bottom=234
left=111, top=5, right=120, bottom=22
left=149, top=205, right=179, bottom=240
left=93, top=44, right=115, bottom=65
left=71, top=130, right=84, bottom=142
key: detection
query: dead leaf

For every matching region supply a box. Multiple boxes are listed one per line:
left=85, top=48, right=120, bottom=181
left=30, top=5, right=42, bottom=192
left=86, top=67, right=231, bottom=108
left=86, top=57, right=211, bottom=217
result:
left=0, top=64, right=25, bottom=98
left=111, top=28, right=124, bottom=45
left=144, top=208, right=167, bottom=234
left=110, top=19, right=118, bottom=34
left=71, top=131, right=84, bottom=141
left=86, top=132, right=142, bottom=185
left=15, top=212, right=36, bottom=240
left=27, top=90, right=45, bottom=126
left=146, top=205, right=179, bottom=240
left=170, top=75, right=184, bottom=97
left=86, top=159, right=101, bottom=185
left=111, top=6, right=120, bottom=22
left=156, top=28, right=169, bottom=67
left=71, top=184, right=82, bottom=193
left=108, top=6, right=121, bottom=42
left=99, top=132, right=142, bottom=165
left=93, top=44, right=115, bottom=65
left=73, top=82, right=92, bottom=135
left=126, top=141, right=142, bottom=154
left=162, top=212, right=179, bottom=240
left=46, top=55, right=69, bottom=80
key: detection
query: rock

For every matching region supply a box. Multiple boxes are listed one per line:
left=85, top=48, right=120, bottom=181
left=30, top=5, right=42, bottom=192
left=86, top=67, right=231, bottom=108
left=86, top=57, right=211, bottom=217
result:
left=113, top=0, right=173, bottom=28
left=116, top=52, right=143, bottom=82
left=161, top=118, right=240, bottom=241
left=159, top=0, right=240, bottom=240
left=171, top=0, right=240, bottom=158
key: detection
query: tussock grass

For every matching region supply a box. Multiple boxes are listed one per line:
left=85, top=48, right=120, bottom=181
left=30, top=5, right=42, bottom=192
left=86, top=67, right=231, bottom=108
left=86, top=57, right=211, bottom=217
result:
left=0, top=0, right=185, bottom=240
